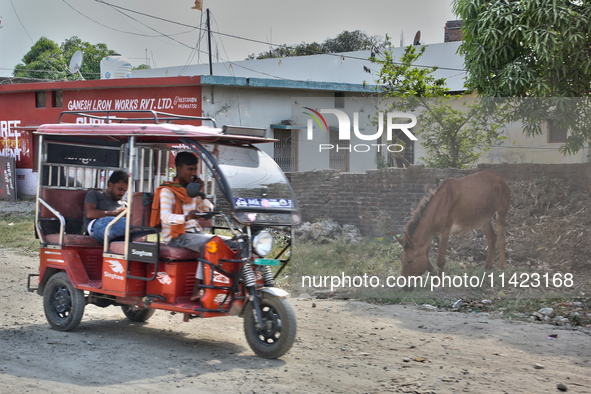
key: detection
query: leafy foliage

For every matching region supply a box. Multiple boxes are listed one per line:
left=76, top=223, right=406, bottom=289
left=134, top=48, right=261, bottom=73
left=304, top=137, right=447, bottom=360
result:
left=409, top=97, right=508, bottom=168
left=370, top=40, right=507, bottom=168
left=371, top=44, right=448, bottom=98
left=246, top=30, right=387, bottom=60
left=14, top=36, right=116, bottom=80
left=453, top=0, right=591, bottom=154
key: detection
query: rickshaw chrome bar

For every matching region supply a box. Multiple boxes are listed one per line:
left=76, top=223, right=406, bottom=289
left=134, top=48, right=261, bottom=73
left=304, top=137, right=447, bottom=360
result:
left=124, top=136, right=136, bottom=257
left=139, top=148, right=145, bottom=192
left=34, top=135, right=44, bottom=244
left=165, top=151, right=170, bottom=181
left=57, top=110, right=217, bottom=127
left=103, top=209, right=128, bottom=254
left=148, top=149, right=154, bottom=192
left=38, top=198, right=66, bottom=246
left=156, top=150, right=162, bottom=186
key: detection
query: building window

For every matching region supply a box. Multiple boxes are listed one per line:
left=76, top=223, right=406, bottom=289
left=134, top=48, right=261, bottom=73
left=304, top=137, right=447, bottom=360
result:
left=36, top=91, right=46, bottom=108
left=329, top=129, right=349, bottom=171
left=273, top=129, right=297, bottom=172
left=388, top=129, right=415, bottom=167
left=548, top=120, right=567, bottom=143
left=335, top=92, right=345, bottom=109
left=52, top=91, right=63, bottom=108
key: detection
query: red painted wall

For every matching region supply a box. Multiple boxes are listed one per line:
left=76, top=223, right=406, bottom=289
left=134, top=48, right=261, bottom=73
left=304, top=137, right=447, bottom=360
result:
left=0, top=76, right=203, bottom=170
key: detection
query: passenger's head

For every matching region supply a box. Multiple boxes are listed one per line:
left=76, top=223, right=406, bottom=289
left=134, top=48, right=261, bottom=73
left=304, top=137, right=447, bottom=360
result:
left=175, top=151, right=198, bottom=187
left=107, top=170, right=129, bottom=201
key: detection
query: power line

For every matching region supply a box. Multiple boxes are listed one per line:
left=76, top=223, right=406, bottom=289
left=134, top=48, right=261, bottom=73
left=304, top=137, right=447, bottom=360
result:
left=1, top=67, right=100, bottom=76
left=92, top=0, right=465, bottom=72
left=10, top=0, right=33, bottom=43
left=61, top=0, right=200, bottom=39
left=94, top=3, right=194, bottom=50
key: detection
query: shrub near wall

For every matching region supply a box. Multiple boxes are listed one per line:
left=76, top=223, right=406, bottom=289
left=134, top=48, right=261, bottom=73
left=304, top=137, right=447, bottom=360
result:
left=290, top=163, right=591, bottom=236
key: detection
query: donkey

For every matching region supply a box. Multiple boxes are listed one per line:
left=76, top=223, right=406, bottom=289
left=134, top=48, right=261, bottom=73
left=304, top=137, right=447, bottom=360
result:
left=394, top=170, right=510, bottom=279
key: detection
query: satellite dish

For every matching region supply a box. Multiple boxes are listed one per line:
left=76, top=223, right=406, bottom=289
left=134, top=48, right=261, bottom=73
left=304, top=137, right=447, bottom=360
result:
left=69, top=50, right=85, bottom=80
left=413, top=31, right=421, bottom=46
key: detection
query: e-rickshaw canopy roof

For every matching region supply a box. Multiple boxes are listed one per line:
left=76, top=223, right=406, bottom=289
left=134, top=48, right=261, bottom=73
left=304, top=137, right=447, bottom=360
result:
left=34, top=123, right=275, bottom=145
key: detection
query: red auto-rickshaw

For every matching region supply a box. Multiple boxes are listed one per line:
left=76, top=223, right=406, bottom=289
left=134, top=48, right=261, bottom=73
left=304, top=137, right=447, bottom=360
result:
left=28, top=110, right=299, bottom=359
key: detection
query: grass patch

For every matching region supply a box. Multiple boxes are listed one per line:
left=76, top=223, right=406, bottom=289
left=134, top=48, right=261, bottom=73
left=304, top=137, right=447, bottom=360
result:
left=289, top=237, right=590, bottom=326
left=0, top=213, right=39, bottom=256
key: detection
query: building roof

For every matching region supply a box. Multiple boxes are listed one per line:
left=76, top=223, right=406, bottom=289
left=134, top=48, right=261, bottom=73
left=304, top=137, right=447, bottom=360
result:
left=132, top=42, right=466, bottom=92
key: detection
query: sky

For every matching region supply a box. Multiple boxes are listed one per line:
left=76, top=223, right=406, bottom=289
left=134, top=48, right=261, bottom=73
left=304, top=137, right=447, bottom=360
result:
left=0, top=0, right=457, bottom=78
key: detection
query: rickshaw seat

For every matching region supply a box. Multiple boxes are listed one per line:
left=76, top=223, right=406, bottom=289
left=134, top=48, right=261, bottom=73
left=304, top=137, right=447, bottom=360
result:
left=40, top=188, right=88, bottom=220
left=40, top=188, right=100, bottom=245
left=44, top=233, right=101, bottom=246
left=108, top=241, right=200, bottom=261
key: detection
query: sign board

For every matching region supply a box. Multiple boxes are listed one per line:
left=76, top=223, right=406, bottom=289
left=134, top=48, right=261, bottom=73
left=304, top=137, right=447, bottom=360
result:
left=0, top=156, right=17, bottom=201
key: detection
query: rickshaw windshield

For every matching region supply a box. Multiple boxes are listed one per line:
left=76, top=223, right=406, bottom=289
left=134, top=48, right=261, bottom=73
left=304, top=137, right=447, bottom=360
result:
left=201, top=144, right=297, bottom=223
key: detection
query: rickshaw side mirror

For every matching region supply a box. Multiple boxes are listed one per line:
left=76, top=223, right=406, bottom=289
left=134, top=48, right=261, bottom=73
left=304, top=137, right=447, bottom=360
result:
left=186, top=182, right=205, bottom=198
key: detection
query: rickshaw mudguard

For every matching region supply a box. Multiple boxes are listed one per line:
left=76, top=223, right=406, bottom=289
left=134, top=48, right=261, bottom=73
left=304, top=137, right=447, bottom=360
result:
left=261, top=287, right=289, bottom=297
left=38, top=247, right=91, bottom=290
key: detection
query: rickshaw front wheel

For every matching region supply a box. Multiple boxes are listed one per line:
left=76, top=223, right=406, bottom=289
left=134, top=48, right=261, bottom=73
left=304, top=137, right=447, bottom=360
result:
left=43, top=272, right=85, bottom=331
left=121, top=305, right=155, bottom=322
left=244, top=293, right=297, bottom=359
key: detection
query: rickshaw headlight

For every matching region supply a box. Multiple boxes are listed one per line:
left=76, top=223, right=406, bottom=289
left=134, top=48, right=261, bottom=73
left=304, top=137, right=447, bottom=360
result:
left=253, top=231, right=274, bottom=257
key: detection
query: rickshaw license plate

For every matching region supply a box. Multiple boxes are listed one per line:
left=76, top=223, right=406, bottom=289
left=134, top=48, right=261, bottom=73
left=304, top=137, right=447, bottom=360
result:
left=254, top=258, right=280, bottom=266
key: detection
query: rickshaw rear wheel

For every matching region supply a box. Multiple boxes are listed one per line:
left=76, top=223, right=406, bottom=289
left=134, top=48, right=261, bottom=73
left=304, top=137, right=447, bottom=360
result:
left=121, top=305, right=155, bottom=322
left=244, top=293, right=297, bottom=359
left=43, top=272, right=85, bottom=331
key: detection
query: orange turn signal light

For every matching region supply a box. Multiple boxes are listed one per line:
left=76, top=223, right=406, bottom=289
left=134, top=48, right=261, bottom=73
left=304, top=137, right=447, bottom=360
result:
left=205, top=241, right=218, bottom=254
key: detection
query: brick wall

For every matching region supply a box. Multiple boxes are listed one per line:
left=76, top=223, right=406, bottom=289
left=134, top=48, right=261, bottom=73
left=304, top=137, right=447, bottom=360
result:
left=290, top=163, right=591, bottom=235
left=444, top=20, right=464, bottom=42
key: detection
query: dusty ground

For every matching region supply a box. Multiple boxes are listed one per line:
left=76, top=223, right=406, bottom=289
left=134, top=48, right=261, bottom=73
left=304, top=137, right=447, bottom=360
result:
left=1, top=248, right=591, bottom=394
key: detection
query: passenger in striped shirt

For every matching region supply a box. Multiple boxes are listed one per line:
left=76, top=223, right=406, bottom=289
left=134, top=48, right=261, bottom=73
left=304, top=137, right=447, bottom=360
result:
left=151, top=151, right=213, bottom=302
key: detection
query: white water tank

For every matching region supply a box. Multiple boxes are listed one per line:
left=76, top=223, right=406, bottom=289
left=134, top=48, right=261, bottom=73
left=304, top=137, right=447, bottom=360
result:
left=100, top=54, right=132, bottom=79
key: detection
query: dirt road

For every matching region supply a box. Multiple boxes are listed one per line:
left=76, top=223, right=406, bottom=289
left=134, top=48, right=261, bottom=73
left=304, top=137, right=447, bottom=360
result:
left=1, top=249, right=590, bottom=394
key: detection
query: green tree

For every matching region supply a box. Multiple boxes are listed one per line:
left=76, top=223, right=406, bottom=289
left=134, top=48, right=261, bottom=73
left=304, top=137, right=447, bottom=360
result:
left=61, top=36, right=115, bottom=80
left=246, top=30, right=386, bottom=60
left=322, top=30, right=383, bottom=53
left=14, top=36, right=115, bottom=80
left=453, top=0, right=591, bottom=154
left=370, top=41, right=507, bottom=168
left=13, top=37, right=66, bottom=80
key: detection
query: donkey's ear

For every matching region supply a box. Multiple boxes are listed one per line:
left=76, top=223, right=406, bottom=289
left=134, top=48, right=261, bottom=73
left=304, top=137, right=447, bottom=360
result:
left=393, top=233, right=404, bottom=246
left=403, top=231, right=414, bottom=249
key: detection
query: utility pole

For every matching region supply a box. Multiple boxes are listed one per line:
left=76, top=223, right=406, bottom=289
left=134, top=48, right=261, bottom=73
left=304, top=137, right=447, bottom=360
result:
left=206, top=9, right=213, bottom=75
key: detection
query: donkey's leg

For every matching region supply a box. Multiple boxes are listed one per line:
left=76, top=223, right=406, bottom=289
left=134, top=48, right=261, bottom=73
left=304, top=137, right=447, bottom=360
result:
left=481, top=221, right=497, bottom=269
left=496, top=210, right=508, bottom=270
left=437, top=231, right=450, bottom=278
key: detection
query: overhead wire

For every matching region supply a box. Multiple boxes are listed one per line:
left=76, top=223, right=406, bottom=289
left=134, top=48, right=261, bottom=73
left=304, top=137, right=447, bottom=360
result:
left=92, top=0, right=465, bottom=72
left=179, top=12, right=207, bottom=75
left=61, top=0, right=200, bottom=39
left=207, top=13, right=243, bottom=125
left=98, top=2, right=196, bottom=51
left=9, top=0, right=34, bottom=43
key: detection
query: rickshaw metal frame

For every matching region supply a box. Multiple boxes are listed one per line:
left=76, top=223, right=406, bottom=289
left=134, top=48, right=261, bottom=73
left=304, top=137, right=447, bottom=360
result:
left=31, top=111, right=299, bottom=358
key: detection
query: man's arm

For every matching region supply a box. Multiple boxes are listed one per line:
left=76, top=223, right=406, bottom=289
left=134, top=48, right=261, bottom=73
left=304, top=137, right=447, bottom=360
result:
left=84, top=202, right=125, bottom=219
left=160, top=188, right=199, bottom=224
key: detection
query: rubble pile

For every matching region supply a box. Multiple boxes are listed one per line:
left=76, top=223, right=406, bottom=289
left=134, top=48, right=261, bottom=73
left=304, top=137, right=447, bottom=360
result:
left=295, top=219, right=363, bottom=244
